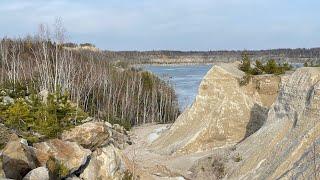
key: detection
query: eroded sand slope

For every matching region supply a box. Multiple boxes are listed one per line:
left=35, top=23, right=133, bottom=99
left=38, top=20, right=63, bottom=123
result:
left=151, top=63, right=280, bottom=155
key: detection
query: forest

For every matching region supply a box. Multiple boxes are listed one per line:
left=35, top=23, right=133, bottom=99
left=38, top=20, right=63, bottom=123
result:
left=0, top=23, right=179, bottom=141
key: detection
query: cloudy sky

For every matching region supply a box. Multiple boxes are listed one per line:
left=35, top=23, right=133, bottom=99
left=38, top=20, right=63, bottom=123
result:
left=0, top=0, right=319, bottom=50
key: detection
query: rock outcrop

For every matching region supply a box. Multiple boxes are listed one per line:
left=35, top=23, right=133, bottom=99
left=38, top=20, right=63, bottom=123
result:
left=0, top=118, right=133, bottom=179
left=225, top=67, right=320, bottom=179
left=151, top=63, right=280, bottom=154
left=190, top=67, right=320, bottom=179
left=1, top=135, right=39, bottom=180
left=33, top=139, right=91, bottom=175
left=61, top=122, right=111, bottom=150
left=80, top=145, right=127, bottom=180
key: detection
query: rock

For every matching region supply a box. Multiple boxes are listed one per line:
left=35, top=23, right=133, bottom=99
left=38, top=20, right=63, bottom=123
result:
left=0, top=124, right=14, bottom=149
left=81, top=117, right=93, bottom=123
left=33, top=139, right=91, bottom=175
left=151, top=63, right=279, bottom=154
left=105, top=121, right=113, bottom=128
left=39, top=90, right=49, bottom=104
left=22, top=167, right=49, bottom=180
left=109, top=128, right=131, bottom=150
left=0, top=158, right=5, bottom=178
left=2, top=96, right=14, bottom=105
left=224, top=67, right=320, bottom=179
left=65, top=176, right=81, bottom=180
left=113, top=124, right=127, bottom=135
left=1, top=135, right=39, bottom=180
left=61, top=122, right=110, bottom=150
left=80, top=145, right=127, bottom=180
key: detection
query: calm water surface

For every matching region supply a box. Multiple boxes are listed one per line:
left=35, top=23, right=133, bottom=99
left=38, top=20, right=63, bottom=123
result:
left=143, top=65, right=213, bottom=110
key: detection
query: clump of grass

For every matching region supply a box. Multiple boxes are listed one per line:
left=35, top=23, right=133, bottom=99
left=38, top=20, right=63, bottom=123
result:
left=233, top=153, right=243, bottom=162
left=122, top=170, right=134, bottom=180
left=211, top=158, right=226, bottom=179
left=46, top=156, right=70, bottom=179
left=239, top=74, right=252, bottom=86
left=107, top=116, right=131, bottom=131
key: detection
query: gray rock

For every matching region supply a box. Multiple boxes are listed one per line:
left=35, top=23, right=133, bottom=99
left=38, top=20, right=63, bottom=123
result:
left=2, top=96, right=14, bottom=105
left=22, top=167, right=49, bottom=180
left=39, top=90, right=49, bottom=104
left=109, top=129, right=131, bottom=150
left=81, top=117, right=93, bottom=123
left=104, top=121, right=113, bottom=128
left=65, top=176, right=81, bottom=180
left=0, top=158, right=5, bottom=178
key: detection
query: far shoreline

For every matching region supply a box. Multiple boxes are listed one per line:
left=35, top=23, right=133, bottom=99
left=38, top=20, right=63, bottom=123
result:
left=132, top=62, right=217, bottom=67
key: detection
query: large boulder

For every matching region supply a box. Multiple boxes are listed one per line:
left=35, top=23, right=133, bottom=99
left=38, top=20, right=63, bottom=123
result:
left=151, top=63, right=280, bottom=154
left=80, top=145, right=127, bottom=180
left=61, top=122, right=110, bottom=150
left=22, top=167, right=49, bottom=180
left=0, top=124, right=14, bottom=150
left=225, top=67, right=320, bottom=179
left=1, top=135, right=39, bottom=180
left=0, top=158, right=5, bottom=178
left=33, top=139, right=91, bottom=175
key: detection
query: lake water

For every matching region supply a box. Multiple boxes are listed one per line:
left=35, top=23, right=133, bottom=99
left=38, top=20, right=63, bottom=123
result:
left=143, top=65, right=213, bottom=110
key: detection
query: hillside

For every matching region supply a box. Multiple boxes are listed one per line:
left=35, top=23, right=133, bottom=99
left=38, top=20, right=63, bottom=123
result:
left=123, top=64, right=319, bottom=180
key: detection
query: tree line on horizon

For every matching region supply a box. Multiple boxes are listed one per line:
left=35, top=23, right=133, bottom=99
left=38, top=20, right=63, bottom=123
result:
left=100, top=47, right=320, bottom=64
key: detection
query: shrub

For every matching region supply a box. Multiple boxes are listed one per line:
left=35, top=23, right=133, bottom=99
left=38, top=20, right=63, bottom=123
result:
left=122, top=170, right=134, bottom=180
left=141, top=71, right=154, bottom=90
left=239, top=74, right=252, bottom=86
left=239, top=53, right=251, bottom=73
left=264, top=59, right=278, bottom=74
left=239, top=58, right=290, bottom=76
left=233, top=153, right=243, bottom=162
left=107, top=116, right=131, bottom=131
left=211, top=159, right=226, bottom=179
left=0, top=84, right=88, bottom=141
left=46, top=156, right=70, bottom=179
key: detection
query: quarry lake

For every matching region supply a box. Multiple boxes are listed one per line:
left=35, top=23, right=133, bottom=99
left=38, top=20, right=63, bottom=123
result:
left=143, top=65, right=213, bottom=110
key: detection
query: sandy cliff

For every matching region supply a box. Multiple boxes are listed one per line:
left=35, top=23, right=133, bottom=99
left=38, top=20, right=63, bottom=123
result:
left=151, top=63, right=280, bottom=154
left=225, top=67, right=320, bottom=179
left=190, top=67, right=320, bottom=179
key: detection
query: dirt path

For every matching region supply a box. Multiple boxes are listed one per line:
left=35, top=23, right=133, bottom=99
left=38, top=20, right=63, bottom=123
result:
left=124, top=123, right=213, bottom=180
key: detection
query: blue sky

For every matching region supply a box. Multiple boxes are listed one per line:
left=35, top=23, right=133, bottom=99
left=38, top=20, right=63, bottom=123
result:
left=0, top=0, right=319, bottom=50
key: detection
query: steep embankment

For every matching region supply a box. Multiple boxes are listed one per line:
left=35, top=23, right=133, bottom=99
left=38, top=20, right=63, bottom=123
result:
left=191, top=67, right=320, bottom=179
left=225, top=67, right=320, bottom=179
left=150, top=63, right=280, bottom=154
left=124, top=64, right=319, bottom=179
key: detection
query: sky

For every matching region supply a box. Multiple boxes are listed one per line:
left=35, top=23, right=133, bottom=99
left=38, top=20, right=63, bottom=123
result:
left=0, top=0, right=319, bottom=51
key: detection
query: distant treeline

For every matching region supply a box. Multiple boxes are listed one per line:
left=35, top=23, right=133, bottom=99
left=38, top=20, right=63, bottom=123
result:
left=103, top=48, right=320, bottom=64
left=63, top=42, right=96, bottom=48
